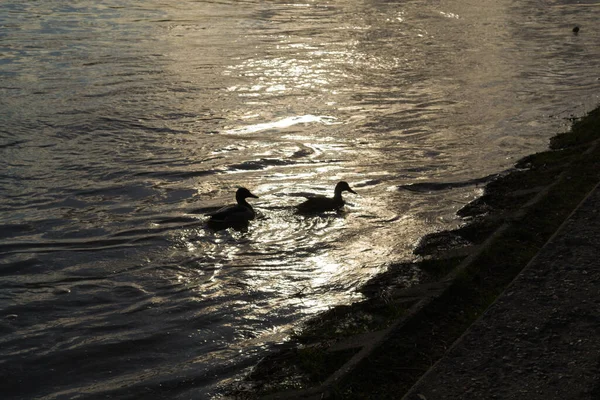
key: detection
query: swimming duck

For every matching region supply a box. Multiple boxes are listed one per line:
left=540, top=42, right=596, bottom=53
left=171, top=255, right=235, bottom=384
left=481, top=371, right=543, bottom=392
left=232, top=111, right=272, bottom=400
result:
left=207, top=187, right=259, bottom=229
left=296, top=181, right=357, bottom=213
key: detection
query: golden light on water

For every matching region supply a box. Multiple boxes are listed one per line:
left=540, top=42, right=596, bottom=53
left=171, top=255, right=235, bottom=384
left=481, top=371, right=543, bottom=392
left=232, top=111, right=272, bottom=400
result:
left=158, top=0, right=493, bottom=360
left=170, top=179, right=422, bottom=327
left=225, top=54, right=335, bottom=94
left=223, top=115, right=337, bottom=135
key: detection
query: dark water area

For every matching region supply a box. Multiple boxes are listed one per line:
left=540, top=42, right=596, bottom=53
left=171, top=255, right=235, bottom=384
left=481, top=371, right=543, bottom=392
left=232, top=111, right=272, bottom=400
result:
left=1, top=0, right=599, bottom=398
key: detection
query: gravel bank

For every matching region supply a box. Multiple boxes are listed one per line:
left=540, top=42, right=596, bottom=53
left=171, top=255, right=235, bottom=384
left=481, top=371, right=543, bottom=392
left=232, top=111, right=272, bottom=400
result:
left=404, top=183, right=600, bottom=400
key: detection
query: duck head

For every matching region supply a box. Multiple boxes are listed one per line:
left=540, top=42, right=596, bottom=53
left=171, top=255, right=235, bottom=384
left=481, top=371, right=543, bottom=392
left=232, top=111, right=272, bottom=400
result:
left=334, top=181, right=357, bottom=195
left=236, top=187, right=259, bottom=202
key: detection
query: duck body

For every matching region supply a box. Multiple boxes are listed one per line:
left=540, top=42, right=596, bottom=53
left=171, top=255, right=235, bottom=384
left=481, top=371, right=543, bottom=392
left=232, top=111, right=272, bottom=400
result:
left=207, top=187, right=258, bottom=229
left=296, top=181, right=356, bottom=214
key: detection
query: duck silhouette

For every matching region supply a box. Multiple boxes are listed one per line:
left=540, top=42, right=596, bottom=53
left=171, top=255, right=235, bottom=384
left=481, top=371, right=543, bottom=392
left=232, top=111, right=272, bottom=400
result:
left=296, top=181, right=356, bottom=214
left=207, top=187, right=259, bottom=230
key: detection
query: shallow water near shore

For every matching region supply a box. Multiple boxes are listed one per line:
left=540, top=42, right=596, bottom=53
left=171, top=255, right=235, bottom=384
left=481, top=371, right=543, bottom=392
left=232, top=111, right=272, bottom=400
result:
left=1, top=0, right=599, bottom=398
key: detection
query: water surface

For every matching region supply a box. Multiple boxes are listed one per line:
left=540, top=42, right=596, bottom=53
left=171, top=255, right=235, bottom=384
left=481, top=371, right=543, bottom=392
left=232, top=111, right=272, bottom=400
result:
left=1, top=0, right=599, bottom=398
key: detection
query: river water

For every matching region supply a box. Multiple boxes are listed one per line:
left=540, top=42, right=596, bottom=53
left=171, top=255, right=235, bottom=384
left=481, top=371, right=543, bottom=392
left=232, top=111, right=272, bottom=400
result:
left=1, top=0, right=599, bottom=398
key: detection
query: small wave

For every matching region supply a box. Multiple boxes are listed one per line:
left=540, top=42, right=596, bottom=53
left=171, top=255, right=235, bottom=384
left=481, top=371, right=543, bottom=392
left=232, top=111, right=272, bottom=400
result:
left=0, top=140, right=27, bottom=149
left=0, top=236, right=159, bottom=258
left=0, top=256, right=42, bottom=276
left=227, top=158, right=298, bottom=171
left=223, top=115, right=337, bottom=135
left=132, top=169, right=217, bottom=180
left=399, top=173, right=499, bottom=193
left=0, top=223, right=35, bottom=240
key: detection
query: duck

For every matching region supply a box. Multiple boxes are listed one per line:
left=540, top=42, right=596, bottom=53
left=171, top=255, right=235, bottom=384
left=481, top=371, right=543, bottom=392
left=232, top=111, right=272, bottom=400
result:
left=296, top=181, right=357, bottom=213
left=207, top=187, right=259, bottom=229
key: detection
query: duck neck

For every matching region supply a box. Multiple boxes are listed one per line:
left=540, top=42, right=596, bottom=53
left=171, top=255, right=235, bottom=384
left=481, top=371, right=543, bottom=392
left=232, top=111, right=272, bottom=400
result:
left=237, top=195, right=252, bottom=209
left=333, top=188, right=344, bottom=202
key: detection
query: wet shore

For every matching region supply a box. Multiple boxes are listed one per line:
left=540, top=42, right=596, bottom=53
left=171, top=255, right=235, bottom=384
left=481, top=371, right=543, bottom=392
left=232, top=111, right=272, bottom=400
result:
left=230, top=105, right=600, bottom=399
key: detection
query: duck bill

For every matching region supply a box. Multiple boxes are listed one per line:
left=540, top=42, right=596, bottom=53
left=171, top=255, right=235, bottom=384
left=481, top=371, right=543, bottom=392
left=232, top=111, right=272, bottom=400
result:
left=348, top=188, right=357, bottom=194
left=248, top=192, right=259, bottom=198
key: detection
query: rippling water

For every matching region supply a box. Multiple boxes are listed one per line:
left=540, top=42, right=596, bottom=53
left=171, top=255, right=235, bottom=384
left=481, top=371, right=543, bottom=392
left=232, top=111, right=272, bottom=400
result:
left=1, top=0, right=599, bottom=398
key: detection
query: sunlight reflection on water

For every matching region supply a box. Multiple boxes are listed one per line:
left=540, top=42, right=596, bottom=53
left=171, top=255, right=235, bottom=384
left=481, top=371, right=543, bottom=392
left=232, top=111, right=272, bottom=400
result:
left=224, top=114, right=337, bottom=134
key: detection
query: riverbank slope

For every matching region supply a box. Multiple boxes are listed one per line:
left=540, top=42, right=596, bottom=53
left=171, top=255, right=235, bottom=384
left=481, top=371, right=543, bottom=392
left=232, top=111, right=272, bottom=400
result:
left=232, top=105, right=600, bottom=399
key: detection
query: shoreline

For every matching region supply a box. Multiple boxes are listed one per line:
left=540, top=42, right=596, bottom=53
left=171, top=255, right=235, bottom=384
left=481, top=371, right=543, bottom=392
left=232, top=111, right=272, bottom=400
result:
left=230, top=105, right=600, bottom=399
